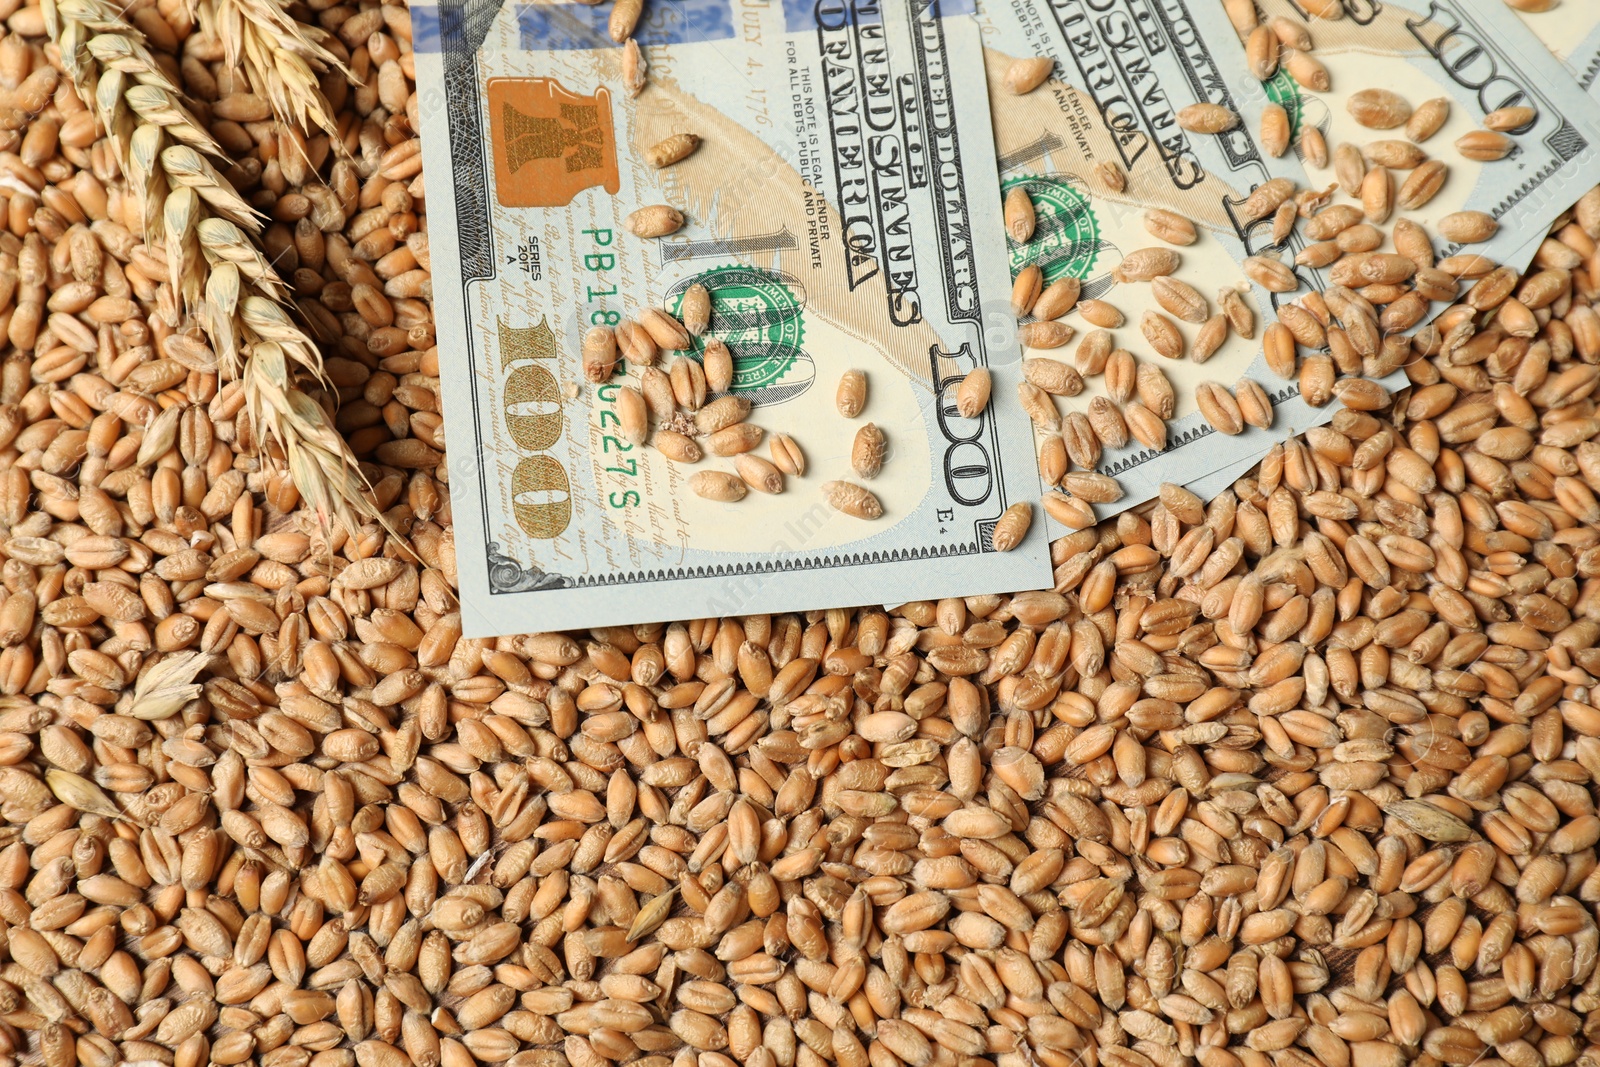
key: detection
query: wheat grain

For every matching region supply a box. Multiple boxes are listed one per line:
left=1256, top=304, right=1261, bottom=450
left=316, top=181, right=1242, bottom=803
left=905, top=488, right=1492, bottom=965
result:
left=769, top=431, right=805, bottom=475
left=1032, top=276, right=1080, bottom=319
left=1260, top=102, right=1290, bottom=157
left=1003, top=185, right=1034, bottom=243
left=1093, top=159, right=1125, bottom=193
left=1284, top=48, right=1329, bottom=90
left=1075, top=298, right=1123, bottom=328
left=1246, top=24, right=1279, bottom=78
left=1458, top=129, right=1515, bottom=161
left=821, top=479, right=882, bottom=518
left=689, top=469, right=746, bottom=501
left=836, top=368, right=867, bottom=417
left=1010, top=264, right=1042, bottom=317
left=849, top=422, right=886, bottom=478
left=734, top=453, right=784, bottom=494
left=1111, top=247, right=1181, bottom=283
left=1347, top=87, right=1412, bottom=129
left=955, top=367, right=990, bottom=417
left=988, top=501, right=1031, bottom=550
left=1176, top=102, right=1237, bottom=133
left=1003, top=55, right=1053, bottom=94
left=1017, top=320, right=1073, bottom=349
left=1143, top=207, right=1197, bottom=245
left=626, top=205, right=686, bottom=237
left=1196, top=380, right=1244, bottom=434
left=646, top=132, right=700, bottom=167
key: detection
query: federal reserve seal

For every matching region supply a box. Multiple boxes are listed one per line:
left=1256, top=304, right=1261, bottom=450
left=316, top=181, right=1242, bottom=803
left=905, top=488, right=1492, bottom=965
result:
left=1002, top=176, right=1103, bottom=285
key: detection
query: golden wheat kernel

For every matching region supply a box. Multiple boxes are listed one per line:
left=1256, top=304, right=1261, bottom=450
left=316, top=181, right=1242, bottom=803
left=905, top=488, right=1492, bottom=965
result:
left=990, top=502, right=1033, bottom=551
left=1005, top=55, right=1054, bottom=93
left=851, top=423, right=887, bottom=479
left=955, top=367, right=991, bottom=418
left=1347, top=88, right=1412, bottom=129
left=769, top=432, right=805, bottom=476
left=646, top=133, right=700, bottom=167
left=1195, top=381, right=1243, bottom=435
left=1094, top=160, right=1126, bottom=193
left=821, top=480, right=882, bottom=519
left=625, top=205, right=685, bottom=237
left=1406, top=97, right=1450, bottom=142
left=1004, top=186, right=1036, bottom=244
left=1457, top=130, right=1514, bottom=161
left=1177, top=102, right=1238, bottom=133
left=836, top=369, right=867, bottom=417
left=1144, top=208, right=1197, bottom=245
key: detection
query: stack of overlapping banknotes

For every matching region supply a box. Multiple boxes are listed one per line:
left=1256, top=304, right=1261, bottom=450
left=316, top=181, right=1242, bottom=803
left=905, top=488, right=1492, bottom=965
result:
left=411, top=0, right=1600, bottom=636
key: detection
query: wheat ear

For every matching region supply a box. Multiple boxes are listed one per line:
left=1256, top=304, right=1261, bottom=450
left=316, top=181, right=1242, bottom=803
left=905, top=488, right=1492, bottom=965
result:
left=195, top=0, right=350, bottom=141
left=43, top=0, right=381, bottom=533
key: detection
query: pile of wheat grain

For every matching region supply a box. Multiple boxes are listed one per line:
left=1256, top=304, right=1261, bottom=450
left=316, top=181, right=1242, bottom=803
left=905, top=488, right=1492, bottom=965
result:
left=0, top=4, right=1599, bottom=1067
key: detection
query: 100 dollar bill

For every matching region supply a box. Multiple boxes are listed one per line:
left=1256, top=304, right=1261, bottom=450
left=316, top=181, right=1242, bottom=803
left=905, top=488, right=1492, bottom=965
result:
left=975, top=0, right=1337, bottom=525
left=412, top=0, right=1049, bottom=635
left=1244, top=0, right=1600, bottom=275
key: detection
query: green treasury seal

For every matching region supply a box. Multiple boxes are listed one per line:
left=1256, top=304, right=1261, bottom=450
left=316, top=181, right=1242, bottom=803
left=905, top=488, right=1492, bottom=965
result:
left=669, top=266, right=810, bottom=403
left=1001, top=176, right=1102, bottom=285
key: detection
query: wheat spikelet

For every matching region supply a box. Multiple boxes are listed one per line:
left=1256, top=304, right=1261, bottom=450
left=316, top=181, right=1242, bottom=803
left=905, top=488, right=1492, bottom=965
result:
left=43, top=0, right=380, bottom=532
left=196, top=0, right=349, bottom=141
left=126, top=650, right=210, bottom=721
left=245, top=345, right=383, bottom=530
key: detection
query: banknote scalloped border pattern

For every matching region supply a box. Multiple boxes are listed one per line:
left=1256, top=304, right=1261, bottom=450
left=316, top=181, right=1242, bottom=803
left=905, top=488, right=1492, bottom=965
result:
left=488, top=541, right=986, bottom=593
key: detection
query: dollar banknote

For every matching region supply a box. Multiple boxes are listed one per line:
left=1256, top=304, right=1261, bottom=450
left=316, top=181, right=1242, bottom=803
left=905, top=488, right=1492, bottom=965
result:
left=1506, top=3, right=1600, bottom=101
left=974, top=0, right=1349, bottom=527
left=411, top=0, right=1050, bottom=635
left=1237, top=0, right=1600, bottom=276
